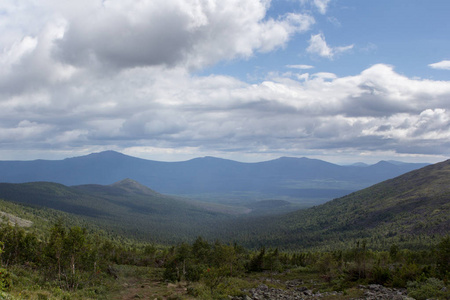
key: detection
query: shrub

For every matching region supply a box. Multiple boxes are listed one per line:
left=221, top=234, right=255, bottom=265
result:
left=0, top=291, right=15, bottom=300
left=392, top=263, right=420, bottom=288
left=0, top=268, right=11, bottom=292
left=437, top=236, right=450, bottom=278
left=407, top=277, right=448, bottom=300
left=370, top=266, right=392, bottom=285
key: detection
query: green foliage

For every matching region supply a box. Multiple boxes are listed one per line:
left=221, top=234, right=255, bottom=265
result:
left=0, top=291, right=15, bottom=300
left=162, top=259, right=180, bottom=282
left=407, top=277, right=448, bottom=300
left=163, top=238, right=244, bottom=285
left=246, top=247, right=265, bottom=272
left=0, top=268, right=11, bottom=292
left=392, top=263, right=421, bottom=287
left=436, top=235, right=450, bottom=278
left=160, top=237, right=450, bottom=298
left=370, top=266, right=392, bottom=285
left=202, top=266, right=230, bottom=296
left=0, top=223, right=39, bottom=266
left=389, top=244, right=399, bottom=260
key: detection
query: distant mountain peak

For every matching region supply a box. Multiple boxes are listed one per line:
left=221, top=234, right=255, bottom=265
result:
left=63, top=150, right=128, bottom=161
left=386, top=160, right=409, bottom=166
left=113, top=178, right=140, bottom=185
left=193, top=156, right=232, bottom=162
left=89, top=150, right=127, bottom=158
left=278, top=156, right=308, bottom=160
left=111, top=178, right=159, bottom=196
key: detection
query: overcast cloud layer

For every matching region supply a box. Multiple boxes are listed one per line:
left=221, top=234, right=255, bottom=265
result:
left=0, top=0, right=449, bottom=163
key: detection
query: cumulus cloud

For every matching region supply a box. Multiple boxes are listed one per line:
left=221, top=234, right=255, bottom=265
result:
left=428, top=60, right=450, bottom=70
left=49, top=0, right=314, bottom=70
left=0, top=0, right=449, bottom=162
left=1, top=60, right=450, bottom=159
left=306, top=33, right=353, bottom=59
left=0, top=0, right=316, bottom=97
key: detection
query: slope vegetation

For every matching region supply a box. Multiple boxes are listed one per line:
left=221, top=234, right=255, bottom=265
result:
left=0, top=179, right=233, bottom=243
left=222, top=159, right=450, bottom=250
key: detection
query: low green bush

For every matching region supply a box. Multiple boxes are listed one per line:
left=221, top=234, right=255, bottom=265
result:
left=407, top=277, right=448, bottom=300
left=0, top=268, right=11, bottom=292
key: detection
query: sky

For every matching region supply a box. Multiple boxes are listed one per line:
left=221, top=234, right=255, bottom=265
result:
left=0, top=0, right=449, bottom=164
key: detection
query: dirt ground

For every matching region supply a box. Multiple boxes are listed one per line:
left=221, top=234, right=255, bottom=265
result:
left=109, top=265, right=195, bottom=300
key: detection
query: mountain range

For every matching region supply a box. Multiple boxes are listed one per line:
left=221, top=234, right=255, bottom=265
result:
left=0, top=150, right=429, bottom=206
left=0, top=158, right=448, bottom=249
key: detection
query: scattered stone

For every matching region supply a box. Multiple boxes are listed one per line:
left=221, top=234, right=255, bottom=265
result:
left=353, top=284, right=412, bottom=300
left=231, top=282, right=412, bottom=300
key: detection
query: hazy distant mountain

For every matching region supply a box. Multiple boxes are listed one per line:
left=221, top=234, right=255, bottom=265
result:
left=349, top=162, right=369, bottom=167
left=222, top=159, right=450, bottom=250
left=0, top=150, right=430, bottom=205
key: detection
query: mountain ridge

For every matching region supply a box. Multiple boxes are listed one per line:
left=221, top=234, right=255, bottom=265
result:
left=0, top=179, right=237, bottom=243
left=0, top=150, right=431, bottom=205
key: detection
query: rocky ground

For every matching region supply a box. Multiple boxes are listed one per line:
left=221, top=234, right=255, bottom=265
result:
left=0, top=211, right=33, bottom=227
left=231, top=283, right=414, bottom=300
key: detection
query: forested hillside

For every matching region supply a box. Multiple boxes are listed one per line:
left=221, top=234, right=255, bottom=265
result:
left=219, top=159, right=450, bottom=250
left=0, top=179, right=235, bottom=243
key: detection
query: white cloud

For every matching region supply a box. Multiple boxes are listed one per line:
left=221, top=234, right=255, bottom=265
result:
left=286, top=64, right=314, bottom=69
left=0, top=36, right=38, bottom=68
left=311, top=72, right=337, bottom=80
left=49, top=0, right=314, bottom=70
left=306, top=33, right=353, bottom=59
left=2, top=63, right=449, bottom=159
left=307, top=33, right=333, bottom=58
left=327, top=16, right=341, bottom=27
left=299, top=0, right=332, bottom=14
left=428, top=60, right=450, bottom=70
left=313, top=0, right=331, bottom=14
left=0, top=1, right=449, bottom=162
left=0, top=0, right=316, bottom=96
